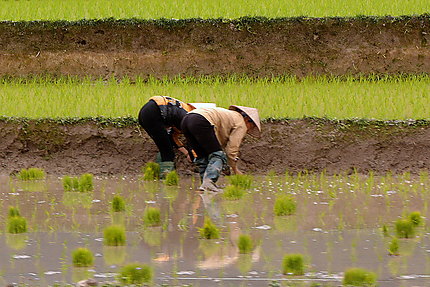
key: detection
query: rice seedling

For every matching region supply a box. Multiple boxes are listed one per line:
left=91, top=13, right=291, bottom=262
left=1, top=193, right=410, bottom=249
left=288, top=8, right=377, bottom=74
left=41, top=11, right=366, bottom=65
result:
left=8, top=206, right=20, bottom=218
left=62, top=173, right=94, bottom=192
left=117, top=263, right=152, bottom=285
left=63, top=176, right=80, bottom=191
left=282, top=254, right=305, bottom=276
left=7, top=216, right=27, bottom=234
left=274, top=195, right=297, bottom=216
left=237, top=234, right=253, bottom=254
left=199, top=217, right=220, bottom=239
left=227, top=174, right=253, bottom=189
left=1, top=0, right=430, bottom=20
left=223, top=185, right=245, bottom=200
left=111, top=195, right=126, bottom=212
left=388, top=237, right=400, bottom=256
left=2, top=75, right=430, bottom=120
left=164, top=170, right=179, bottom=186
left=72, top=248, right=94, bottom=267
left=103, top=225, right=126, bottom=246
left=408, top=211, right=423, bottom=226
left=78, top=173, right=94, bottom=192
left=343, top=267, right=377, bottom=286
left=395, top=219, right=415, bottom=239
left=142, top=162, right=160, bottom=181
left=382, top=224, right=389, bottom=237
left=143, top=207, right=161, bottom=227
left=16, top=168, right=45, bottom=181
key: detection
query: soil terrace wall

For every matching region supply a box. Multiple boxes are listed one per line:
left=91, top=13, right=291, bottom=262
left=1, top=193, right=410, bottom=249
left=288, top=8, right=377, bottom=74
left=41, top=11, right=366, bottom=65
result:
left=1, top=119, right=430, bottom=175
left=0, top=16, right=430, bottom=78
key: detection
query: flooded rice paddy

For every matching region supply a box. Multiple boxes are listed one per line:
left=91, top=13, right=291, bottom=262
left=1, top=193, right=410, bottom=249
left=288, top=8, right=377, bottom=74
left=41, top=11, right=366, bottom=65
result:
left=1, top=172, right=430, bottom=286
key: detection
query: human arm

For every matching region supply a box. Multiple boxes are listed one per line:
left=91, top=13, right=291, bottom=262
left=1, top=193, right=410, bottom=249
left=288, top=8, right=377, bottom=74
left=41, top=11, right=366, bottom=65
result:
left=225, top=124, right=247, bottom=175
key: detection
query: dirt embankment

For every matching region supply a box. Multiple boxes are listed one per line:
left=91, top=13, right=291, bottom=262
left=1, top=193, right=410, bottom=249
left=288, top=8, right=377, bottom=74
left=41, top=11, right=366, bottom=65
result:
left=0, top=16, right=430, bottom=78
left=1, top=119, right=429, bottom=176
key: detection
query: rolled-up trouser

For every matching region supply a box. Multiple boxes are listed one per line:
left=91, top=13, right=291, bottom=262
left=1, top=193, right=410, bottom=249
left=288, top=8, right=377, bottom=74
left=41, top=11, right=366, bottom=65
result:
left=138, top=100, right=175, bottom=162
left=204, top=151, right=227, bottom=183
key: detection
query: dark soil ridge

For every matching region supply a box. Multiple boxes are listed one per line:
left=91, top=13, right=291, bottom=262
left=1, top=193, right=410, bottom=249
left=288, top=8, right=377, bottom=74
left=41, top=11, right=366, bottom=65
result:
left=1, top=118, right=430, bottom=176
left=1, top=15, right=430, bottom=78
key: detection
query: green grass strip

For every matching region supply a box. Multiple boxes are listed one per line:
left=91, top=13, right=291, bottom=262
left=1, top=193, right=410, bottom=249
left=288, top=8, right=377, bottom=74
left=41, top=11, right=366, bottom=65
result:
left=1, top=0, right=429, bottom=21
left=0, top=75, right=429, bottom=120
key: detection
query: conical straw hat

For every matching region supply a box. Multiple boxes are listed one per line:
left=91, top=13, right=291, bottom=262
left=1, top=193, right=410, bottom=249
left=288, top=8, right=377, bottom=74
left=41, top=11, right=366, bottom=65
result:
left=229, top=105, right=261, bottom=138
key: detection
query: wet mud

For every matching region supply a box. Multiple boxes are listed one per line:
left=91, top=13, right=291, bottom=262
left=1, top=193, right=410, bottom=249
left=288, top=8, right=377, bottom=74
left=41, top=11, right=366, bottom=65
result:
left=0, top=16, right=430, bottom=78
left=1, top=119, right=430, bottom=176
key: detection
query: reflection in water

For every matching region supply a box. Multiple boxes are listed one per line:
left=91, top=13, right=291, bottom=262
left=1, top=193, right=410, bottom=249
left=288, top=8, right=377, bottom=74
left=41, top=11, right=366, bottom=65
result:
left=72, top=268, right=92, bottom=283
left=62, top=192, right=93, bottom=208
left=6, top=234, right=28, bottom=250
left=0, top=174, right=430, bottom=286
left=200, top=192, right=221, bottom=222
left=111, top=213, right=126, bottom=226
left=141, top=227, right=163, bottom=247
left=103, top=246, right=127, bottom=265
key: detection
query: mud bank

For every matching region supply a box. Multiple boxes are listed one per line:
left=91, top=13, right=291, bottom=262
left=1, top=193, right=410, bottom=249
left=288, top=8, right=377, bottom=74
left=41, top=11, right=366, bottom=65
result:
left=0, top=16, right=430, bottom=78
left=1, top=118, right=429, bottom=175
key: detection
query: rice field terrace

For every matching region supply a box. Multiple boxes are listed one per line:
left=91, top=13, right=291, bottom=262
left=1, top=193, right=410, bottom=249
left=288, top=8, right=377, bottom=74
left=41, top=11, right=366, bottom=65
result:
left=1, top=0, right=429, bottom=20
left=1, top=1, right=430, bottom=286
left=1, top=171, right=430, bottom=287
left=0, top=76, right=429, bottom=120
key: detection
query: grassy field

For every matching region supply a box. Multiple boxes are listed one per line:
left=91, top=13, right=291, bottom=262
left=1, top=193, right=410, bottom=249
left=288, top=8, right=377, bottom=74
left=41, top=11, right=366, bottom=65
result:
left=0, top=0, right=428, bottom=21
left=0, top=76, right=428, bottom=120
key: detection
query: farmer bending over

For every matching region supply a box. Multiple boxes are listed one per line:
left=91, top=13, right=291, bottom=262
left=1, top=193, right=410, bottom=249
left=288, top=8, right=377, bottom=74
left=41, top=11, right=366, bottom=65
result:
left=138, top=96, right=195, bottom=177
left=181, top=105, right=261, bottom=192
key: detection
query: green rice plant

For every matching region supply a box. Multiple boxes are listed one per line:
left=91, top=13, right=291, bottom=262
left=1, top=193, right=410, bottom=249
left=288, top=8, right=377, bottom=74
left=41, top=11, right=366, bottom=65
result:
left=78, top=173, right=94, bottom=192
left=343, top=267, right=377, bottom=286
left=8, top=206, right=21, bottom=218
left=103, top=225, right=126, bottom=246
left=199, top=217, right=220, bottom=239
left=112, top=195, right=126, bottom=212
left=382, top=224, right=389, bottom=237
left=63, top=176, right=80, bottom=191
left=164, top=170, right=179, bottom=186
left=408, top=211, right=423, bottom=226
left=282, top=254, right=305, bottom=276
left=395, top=219, right=415, bottom=239
left=274, top=195, right=297, bottom=216
left=62, top=174, right=94, bottom=192
left=143, top=207, right=161, bottom=227
left=142, top=162, right=160, bottom=181
left=227, top=174, right=253, bottom=189
left=223, top=185, right=245, bottom=200
left=238, top=234, right=253, bottom=254
left=3, top=75, right=430, bottom=120
left=7, top=216, right=27, bottom=234
left=1, top=1, right=430, bottom=20
left=72, top=248, right=94, bottom=267
left=16, top=168, right=45, bottom=181
left=388, top=237, right=399, bottom=256
left=118, top=263, right=152, bottom=285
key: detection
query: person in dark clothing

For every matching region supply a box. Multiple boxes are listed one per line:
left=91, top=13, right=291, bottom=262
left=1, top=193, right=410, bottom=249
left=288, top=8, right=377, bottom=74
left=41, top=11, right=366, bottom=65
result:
left=138, top=96, right=195, bottom=177
left=181, top=105, right=261, bottom=192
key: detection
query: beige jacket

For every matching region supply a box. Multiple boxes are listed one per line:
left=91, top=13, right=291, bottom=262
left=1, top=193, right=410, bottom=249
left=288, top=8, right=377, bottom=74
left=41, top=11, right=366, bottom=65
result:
left=189, top=107, right=247, bottom=164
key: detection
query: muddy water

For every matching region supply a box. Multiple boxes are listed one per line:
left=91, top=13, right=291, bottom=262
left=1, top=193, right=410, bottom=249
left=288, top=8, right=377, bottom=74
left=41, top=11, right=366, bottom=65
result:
left=1, top=174, right=430, bottom=286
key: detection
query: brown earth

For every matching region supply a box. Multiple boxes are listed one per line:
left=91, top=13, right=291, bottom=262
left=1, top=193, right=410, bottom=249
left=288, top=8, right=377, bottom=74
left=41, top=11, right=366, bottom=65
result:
left=1, top=119, right=429, bottom=176
left=0, top=17, right=429, bottom=78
